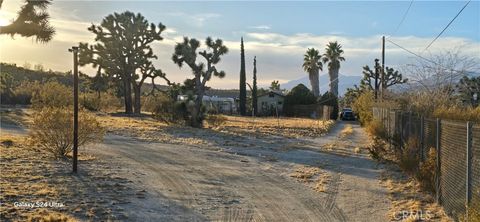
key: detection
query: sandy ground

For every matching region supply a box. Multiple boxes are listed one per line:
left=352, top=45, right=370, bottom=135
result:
left=86, top=121, right=391, bottom=222
left=1, top=108, right=392, bottom=221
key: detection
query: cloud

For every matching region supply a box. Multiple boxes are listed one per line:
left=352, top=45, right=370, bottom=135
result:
left=191, top=13, right=221, bottom=26
left=168, top=12, right=221, bottom=27
left=249, top=25, right=271, bottom=30
left=2, top=10, right=479, bottom=90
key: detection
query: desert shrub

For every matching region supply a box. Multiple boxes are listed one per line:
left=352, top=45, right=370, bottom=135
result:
left=30, top=107, right=105, bottom=158
left=352, top=91, right=374, bottom=125
left=433, top=106, right=480, bottom=122
left=152, top=96, right=189, bottom=124
left=31, top=81, right=73, bottom=109
left=367, top=137, right=386, bottom=160
left=365, top=119, right=388, bottom=139
left=398, top=137, right=420, bottom=173
left=417, top=147, right=437, bottom=193
left=459, top=200, right=480, bottom=222
left=81, top=92, right=122, bottom=112
left=205, top=114, right=227, bottom=128
left=142, top=93, right=171, bottom=113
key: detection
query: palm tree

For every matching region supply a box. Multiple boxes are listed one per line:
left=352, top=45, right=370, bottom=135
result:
left=302, top=48, right=323, bottom=97
left=323, top=41, right=345, bottom=97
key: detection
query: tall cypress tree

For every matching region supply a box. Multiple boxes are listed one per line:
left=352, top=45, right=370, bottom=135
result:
left=252, top=56, right=258, bottom=116
left=239, top=37, right=247, bottom=115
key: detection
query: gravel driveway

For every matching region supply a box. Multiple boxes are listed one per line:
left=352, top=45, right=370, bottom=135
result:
left=86, top=121, right=391, bottom=221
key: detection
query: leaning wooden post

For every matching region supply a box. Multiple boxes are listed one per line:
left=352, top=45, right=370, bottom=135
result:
left=69, top=46, right=79, bottom=174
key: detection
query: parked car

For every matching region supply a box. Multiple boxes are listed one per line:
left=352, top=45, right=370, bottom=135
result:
left=340, top=109, right=356, bottom=121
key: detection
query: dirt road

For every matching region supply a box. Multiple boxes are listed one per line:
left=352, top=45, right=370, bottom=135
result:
left=86, top=121, right=390, bottom=221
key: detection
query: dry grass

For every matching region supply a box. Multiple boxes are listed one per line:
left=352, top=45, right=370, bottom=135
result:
left=313, top=174, right=331, bottom=193
left=289, top=165, right=331, bottom=193
left=380, top=164, right=452, bottom=222
left=97, top=113, right=334, bottom=148
left=214, top=115, right=334, bottom=138
left=339, top=124, right=354, bottom=138
left=290, top=166, right=320, bottom=182
left=0, top=134, right=135, bottom=221
left=433, top=106, right=480, bottom=122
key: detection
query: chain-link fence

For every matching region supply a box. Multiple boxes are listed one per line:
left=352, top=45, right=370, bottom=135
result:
left=372, top=107, right=479, bottom=217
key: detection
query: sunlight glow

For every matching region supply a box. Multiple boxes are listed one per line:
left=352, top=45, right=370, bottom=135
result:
left=0, top=18, right=10, bottom=26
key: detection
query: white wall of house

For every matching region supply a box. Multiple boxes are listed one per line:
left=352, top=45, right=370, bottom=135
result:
left=257, top=92, right=284, bottom=116
left=177, top=95, right=236, bottom=114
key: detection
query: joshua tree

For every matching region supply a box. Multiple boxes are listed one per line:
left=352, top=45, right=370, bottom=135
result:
left=0, top=0, right=55, bottom=42
left=239, top=37, right=247, bottom=116
left=323, top=41, right=345, bottom=97
left=172, top=37, right=228, bottom=128
left=270, top=80, right=281, bottom=91
left=457, top=76, right=480, bottom=107
left=361, top=58, right=407, bottom=96
left=79, top=11, right=167, bottom=114
left=252, top=56, right=258, bottom=116
left=302, top=48, right=322, bottom=97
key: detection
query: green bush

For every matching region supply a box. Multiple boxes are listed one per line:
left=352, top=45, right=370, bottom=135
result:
left=284, top=84, right=317, bottom=116
left=30, top=107, right=105, bottom=158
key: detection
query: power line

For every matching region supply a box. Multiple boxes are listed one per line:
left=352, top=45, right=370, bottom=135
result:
left=424, top=0, right=471, bottom=51
left=392, top=0, right=414, bottom=35
left=386, top=38, right=471, bottom=74
left=386, top=38, right=436, bottom=64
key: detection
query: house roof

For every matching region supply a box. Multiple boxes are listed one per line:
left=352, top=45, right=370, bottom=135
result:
left=258, top=90, right=285, bottom=98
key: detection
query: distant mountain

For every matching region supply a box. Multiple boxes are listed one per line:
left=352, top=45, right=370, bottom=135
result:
left=282, top=74, right=362, bottom=96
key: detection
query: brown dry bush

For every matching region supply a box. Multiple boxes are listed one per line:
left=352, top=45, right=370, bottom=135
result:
left=31, top=81, right=73, bottom=109
left=367, top=137, right=386, bottom=160
left=398, top=137, right=420, bottom=174
left=365, top=119, right=388, bottom=140
left=459, top=200, right=480, bottom=222
left=30, top=107, right=105, bottom=158
left=433, top=106, right=480, bottom=122
left=152, top=97, right=189, bottom=125
left=352, top=91, right=374, bottom=126
left=81, top=92, right=122, bottom=112
left=205, top=114, right=227, bottom=128
left=417, top=147, right=436, bottom=193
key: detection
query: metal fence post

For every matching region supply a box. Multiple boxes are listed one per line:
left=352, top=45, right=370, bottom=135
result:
left=466, top=121, right=473, bottom=208
left=435, top=118, right=442, bottom=204
left=408, top=111, right=412, bottom=141
left=420, top=116, right=425, bottom=161
left=400, top=112, right=404, bottom=148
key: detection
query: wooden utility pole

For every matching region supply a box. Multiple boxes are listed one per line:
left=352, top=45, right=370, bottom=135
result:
left=381, top=36, right=385, bottom=99
left=69, top=46, right=79, bottom=173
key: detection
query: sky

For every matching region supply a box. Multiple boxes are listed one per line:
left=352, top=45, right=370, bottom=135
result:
left=0, top=0, right=479, bottom=89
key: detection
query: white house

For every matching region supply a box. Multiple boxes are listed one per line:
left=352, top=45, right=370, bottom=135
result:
left=177, top=95, right=236, bottom=114
left=257, top=90, right=284, bottom=116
